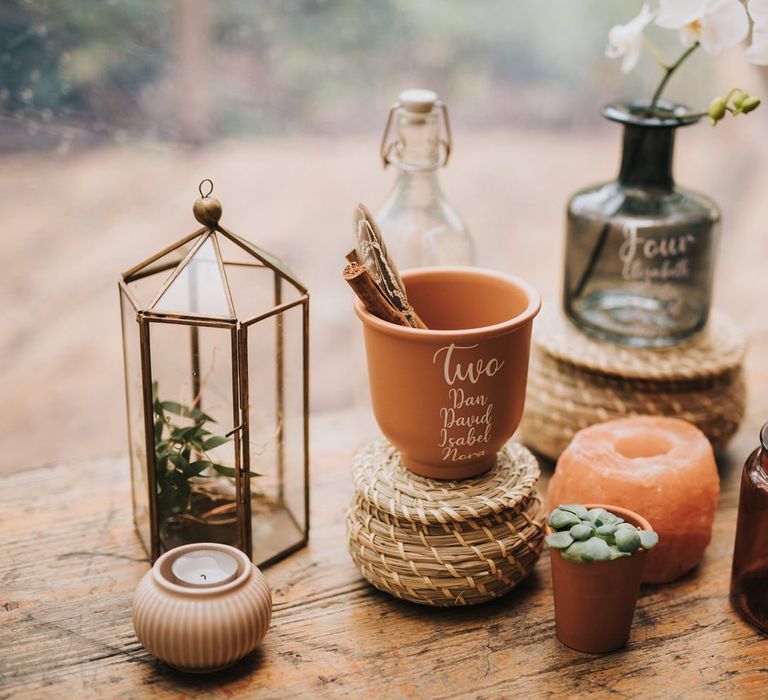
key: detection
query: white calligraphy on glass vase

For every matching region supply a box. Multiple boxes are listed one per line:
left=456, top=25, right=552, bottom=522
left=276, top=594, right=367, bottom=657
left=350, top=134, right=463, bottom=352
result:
left=619, top=224, right=695, bottom=283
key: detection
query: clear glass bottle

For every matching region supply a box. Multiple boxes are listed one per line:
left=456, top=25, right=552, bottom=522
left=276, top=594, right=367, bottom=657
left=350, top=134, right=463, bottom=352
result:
left=376, top=88, right=474, bottom=269
left=730, top=422, right=768, bottom=633
left=563, top=101, right=721, bottom=347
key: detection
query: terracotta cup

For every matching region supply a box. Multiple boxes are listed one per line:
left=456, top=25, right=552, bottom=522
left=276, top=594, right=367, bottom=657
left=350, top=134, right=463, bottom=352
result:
left=355, top=266, right=541, bottom=479
left=549, top=504, right=651, bottom=654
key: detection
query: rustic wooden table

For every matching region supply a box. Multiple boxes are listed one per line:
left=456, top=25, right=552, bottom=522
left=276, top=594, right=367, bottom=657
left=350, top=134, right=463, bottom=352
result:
left=2, top=410, right=768, bottom=700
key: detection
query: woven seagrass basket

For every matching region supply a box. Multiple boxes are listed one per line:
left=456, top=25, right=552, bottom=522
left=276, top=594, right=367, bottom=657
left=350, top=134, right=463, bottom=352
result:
left=520, top=306, right=747, bottom=460
left=346, top=440, right=546, bottom=606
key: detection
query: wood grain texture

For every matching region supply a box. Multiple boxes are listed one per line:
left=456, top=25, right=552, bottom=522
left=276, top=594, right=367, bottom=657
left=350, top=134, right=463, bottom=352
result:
left=2, top=415, right=768, bottom=699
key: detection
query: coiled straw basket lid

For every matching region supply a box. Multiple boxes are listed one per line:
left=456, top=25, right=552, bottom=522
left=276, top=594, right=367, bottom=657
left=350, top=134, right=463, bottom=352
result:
left=346, top=440, right=546, bottom=606
left=521, top=306, right=746, bottom=460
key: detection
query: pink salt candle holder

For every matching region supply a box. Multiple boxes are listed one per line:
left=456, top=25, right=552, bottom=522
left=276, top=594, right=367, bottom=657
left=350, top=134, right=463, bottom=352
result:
left=547, top=416, right=719, bottom=583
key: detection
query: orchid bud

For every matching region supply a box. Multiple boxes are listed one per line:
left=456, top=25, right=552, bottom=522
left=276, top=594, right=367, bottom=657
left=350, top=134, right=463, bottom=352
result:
left=742, top=96, right=761, bottom=113
left=732, top=90, right=747, bottom=109
left=708, top=97, right=727, bottom=122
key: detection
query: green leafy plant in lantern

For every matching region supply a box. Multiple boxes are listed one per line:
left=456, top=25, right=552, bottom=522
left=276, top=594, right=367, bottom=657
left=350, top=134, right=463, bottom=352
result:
left=546, top=505, right=659, bottom=563
left=151, top=382, right=260, bottom=549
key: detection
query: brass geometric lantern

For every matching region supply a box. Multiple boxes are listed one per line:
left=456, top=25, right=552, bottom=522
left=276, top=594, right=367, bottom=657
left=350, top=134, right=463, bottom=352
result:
left=119, top=180, right=309, bottom=567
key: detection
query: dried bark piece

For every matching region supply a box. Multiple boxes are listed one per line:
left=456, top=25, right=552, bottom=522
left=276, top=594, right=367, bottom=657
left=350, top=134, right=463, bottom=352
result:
left=353, top=203, right=426, bottom=329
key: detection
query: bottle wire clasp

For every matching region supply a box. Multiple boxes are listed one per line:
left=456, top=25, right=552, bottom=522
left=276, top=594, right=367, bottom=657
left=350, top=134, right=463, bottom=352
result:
left=379, top=99, right=452, bottom=170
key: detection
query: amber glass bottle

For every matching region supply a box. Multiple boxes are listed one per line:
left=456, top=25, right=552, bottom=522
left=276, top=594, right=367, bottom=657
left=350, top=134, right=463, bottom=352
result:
left=730, top=422, right=768, bottom=632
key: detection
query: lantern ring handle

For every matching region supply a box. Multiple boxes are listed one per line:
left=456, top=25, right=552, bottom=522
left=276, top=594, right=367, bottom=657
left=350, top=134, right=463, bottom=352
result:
left=198, top=178, right=214, bottom=198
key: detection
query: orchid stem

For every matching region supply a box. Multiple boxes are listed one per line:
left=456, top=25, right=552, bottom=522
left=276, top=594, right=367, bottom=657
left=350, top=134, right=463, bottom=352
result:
left=650, top=42, right=700, bottom=109
left=642, top=35, right=670, bottom=70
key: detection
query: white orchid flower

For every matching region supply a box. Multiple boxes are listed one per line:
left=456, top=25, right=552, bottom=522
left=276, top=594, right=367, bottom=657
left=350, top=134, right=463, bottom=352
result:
left=656, top=0, right=750, bottom=55
left=746, top=0, right=768, bottom=64
left=606, top=3, right=656, bottom=73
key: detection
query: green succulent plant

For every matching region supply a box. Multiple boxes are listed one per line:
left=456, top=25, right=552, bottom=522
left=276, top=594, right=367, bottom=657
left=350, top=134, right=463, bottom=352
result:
left=545, top=505, right=659, bottom=563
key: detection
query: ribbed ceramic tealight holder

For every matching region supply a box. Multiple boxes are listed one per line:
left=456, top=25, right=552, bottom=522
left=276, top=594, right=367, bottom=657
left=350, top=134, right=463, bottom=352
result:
left=132, top=542, right=272, bottom=672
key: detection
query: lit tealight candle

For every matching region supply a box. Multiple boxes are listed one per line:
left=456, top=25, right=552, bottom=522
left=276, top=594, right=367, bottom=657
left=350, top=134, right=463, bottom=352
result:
left=171, top=549, right=239, bottom=588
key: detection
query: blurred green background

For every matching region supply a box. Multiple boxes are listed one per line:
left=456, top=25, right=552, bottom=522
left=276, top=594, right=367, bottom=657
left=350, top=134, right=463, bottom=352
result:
left=0, top=0, right=725, bottom=149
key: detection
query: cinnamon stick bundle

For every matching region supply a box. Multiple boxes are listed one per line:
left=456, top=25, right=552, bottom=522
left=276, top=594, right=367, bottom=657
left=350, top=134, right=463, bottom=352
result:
left=343, top=262, right=410, bottom=326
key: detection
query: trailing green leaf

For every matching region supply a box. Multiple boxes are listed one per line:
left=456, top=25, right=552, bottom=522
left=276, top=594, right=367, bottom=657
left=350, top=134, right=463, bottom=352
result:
left=212, top=463, right=261, bottom=478
left=168, top=452, right=190, bottom=469
left=185, top=460, right=212, bottom=476
left=203, top=435, right=231, bottom=451
left=152, top=388, right=255, bottom=528
left=161, top=401, right=215, bottom=423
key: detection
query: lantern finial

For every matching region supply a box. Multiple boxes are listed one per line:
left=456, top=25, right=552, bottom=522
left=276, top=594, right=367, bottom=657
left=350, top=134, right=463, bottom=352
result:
left=193, top=178, right=223, bottom=227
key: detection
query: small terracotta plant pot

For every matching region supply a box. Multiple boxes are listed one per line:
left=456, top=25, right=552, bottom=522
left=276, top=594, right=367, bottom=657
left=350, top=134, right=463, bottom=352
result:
left=548, top=503, right=654, bottom=654
left=355, top=266, right=541, bottom=479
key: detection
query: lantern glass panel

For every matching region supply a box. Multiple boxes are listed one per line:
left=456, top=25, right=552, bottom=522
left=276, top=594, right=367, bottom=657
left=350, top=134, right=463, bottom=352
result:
left=155, top=236, right=232, bottom=317
left=219, top=234, right=276, bottom=320
left=281, top=301, right=308, bottom=534
left=124, top=245, right=190, bottom=308
left=244, top=299, right=307, bottom=564
left=148, top=319, right=242, bottom=554
left=120, top=287, right=151, bottom=552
